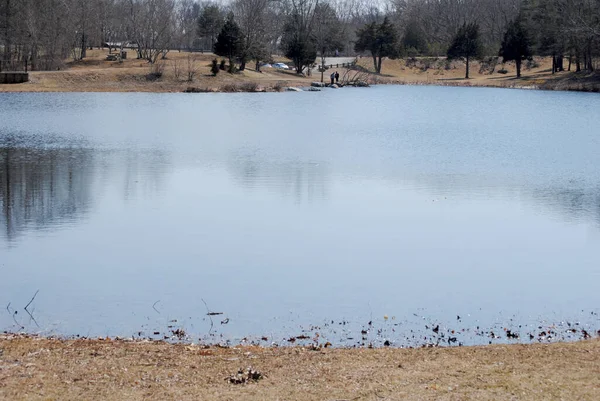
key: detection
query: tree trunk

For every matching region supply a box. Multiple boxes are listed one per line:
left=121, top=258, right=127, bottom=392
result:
left=465, top=56, right=469, bottom=79
left=81, top=33, right=87, bottom=60
left=516, top=58, right=522, bottom=78
left=551, top=54, right=555, bottom=74
left=377, top=56, right=382, bottom=74
left=568, top=54, right=572, bottom=71
left=371, top=54, right=377, bottom=72
left=4, top=0, right=11, bottom=65
left=555, top=55, right=563, bottom=72
left=239, top=60, right=246, bottom=71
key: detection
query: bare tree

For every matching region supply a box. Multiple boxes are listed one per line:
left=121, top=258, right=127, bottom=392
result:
left=233, top=0, right=270, bottom=70
left=126, top=0, right=175, bottom=63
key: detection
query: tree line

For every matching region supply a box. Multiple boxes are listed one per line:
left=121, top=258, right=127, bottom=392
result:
left=0, top=0, right=598, bottom=75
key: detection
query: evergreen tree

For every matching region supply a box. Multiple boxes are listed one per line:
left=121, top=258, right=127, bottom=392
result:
left=403, top=19, right=428, bottom=56
left=211, top=59, right=220, bottom=76
left=281, top=19, right=317, bottom=74
left=214, top=13, right=244, bottom=73
left=447, top=22, right=483, bottom=79
left=499, top=18, right=532, bottom=78
left=354, top=17, right=399, bottom=73
left=197, top=4, right=225, bottom=50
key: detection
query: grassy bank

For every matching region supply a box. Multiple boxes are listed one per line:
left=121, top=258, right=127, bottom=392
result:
left=1, top=334, right=599, bottom=400
left=1, top=49, right=598, bottom=93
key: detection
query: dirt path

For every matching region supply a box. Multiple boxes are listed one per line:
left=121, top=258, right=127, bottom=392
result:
left=1, top=335, right=599, bottom=400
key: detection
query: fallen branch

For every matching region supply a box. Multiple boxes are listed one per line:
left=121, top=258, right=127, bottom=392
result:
left=25, top=307, right=40, bottom=328
left=24, top=290, right=39, bottom=311
left=152, top=300, right=161, bottom=314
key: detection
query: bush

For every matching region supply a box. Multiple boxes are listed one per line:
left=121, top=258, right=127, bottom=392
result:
left=406, top=47, right=419, bottom=58
left=405, top=57, right=417, bottom=68
left=479, top=56, right=499, bottom=75
left=239, top=82, right=259, bottom=92
left=146, top=62, right=165, bottom=81
left=170, top=59, right=182, bottom=80
left=220, top=83, right=239, bottom=92
left=272, top=81, right=286, bottom=92
left=525, top=57, right=539, bottom=70
left=219, top=59, right=226, bottom=70
left=211, top=59, right=220, bottom=76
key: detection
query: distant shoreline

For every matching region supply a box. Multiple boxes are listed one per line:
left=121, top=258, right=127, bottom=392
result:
left=1, top=74, right=599, bottom=94
left=1, top=50, right=598, bottom=95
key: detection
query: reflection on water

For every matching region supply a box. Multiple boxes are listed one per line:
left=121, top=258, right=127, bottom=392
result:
left=530, top=185, right=600, bottom=227
left=0, top=88, right=599, bottom=344
left=0, top=136, right=95, bottom=242
left=228, top=151, right=330, bottom=203
left=0, top=133, right=170, bottom=243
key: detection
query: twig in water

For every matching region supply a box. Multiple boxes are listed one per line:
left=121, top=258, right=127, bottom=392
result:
left=24, top=290, right=39, bottom=311
left=7, top=303, right=23, bottom=329
left=152, top=300, right=161, bottom=314
left=25, top=307, right=40, bottom=328
left=201, top=298, right=214, bottom=335
left=12, top=311, right=23, bottom=329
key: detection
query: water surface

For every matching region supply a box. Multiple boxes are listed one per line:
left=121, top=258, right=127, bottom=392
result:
left=1, top=87, right=599, bottom=346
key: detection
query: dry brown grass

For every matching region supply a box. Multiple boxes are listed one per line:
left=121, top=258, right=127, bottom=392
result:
left=1, top=49, right=598, bottom=93
left=1, top=334, right=599, bottom=400
left=0, top=49, right=317, bottom=93
left=359, top=56, right=600, bottom=92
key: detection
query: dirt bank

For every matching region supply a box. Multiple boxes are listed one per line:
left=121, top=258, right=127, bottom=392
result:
left=0, top=50, right=598, bottom=93
left=1, top=334, right=599, bottom=400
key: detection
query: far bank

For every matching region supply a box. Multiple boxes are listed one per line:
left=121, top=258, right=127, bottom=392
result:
left=1, top=50, right=598, bottom=94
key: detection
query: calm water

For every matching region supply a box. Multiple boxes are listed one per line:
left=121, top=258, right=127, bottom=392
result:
left=1, top=86, right=599, bottom=346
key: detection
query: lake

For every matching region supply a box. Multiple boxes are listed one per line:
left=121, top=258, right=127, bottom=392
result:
left=1, top=86, right=599, bottom=346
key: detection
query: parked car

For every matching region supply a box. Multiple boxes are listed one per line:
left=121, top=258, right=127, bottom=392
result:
left=260, top=63, right=272, bottom=68
left=273, top=63, right=290, bottom=70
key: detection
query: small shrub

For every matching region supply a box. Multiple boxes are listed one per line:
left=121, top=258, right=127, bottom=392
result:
left=498, top=68, right=508, bottom=74
left=272, top=81, right=286, bottom=91
left=184, top=87, right=212, bottom=93
left=146, top=62, right=165, bottom=81
left=171, top=59, right=182, bottom=80
left=186, top=54, right=199, bottom=81
left=420, top=57, right=436, bottom=71
left=239, top=82, right=259, bottom=92
left=219, top=59, right=226, bottom=70
left=479, top=56, right=499, bottom=75
left=405, top=57, right=417, bottom=68
left=220, top=83, right=239, bottom=92
left=525, top=57, right=539, bottom=70
left=211, top=59, right=220, bottom=76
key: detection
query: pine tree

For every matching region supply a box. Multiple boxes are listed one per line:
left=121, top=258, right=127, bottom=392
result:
left=447, top=22, right=483, bottom=79
left=499, top=18, right=532, bottom=78
left=211, top=59, right=219, bottom=76
left=214, top=13, right=244, bottom=73
left=354, top=17, right=399, bottom=73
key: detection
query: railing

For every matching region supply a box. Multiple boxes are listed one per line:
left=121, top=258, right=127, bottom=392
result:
left=322, top=61, right=356, bottom=70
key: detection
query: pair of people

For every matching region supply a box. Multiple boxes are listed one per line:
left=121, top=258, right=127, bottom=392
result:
left=330, top=71, right=340, bottom=85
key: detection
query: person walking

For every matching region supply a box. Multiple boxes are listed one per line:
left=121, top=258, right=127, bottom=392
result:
left=330, top=72, right=335, bottom=85
left=335, top=71, right=340, bottom=84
